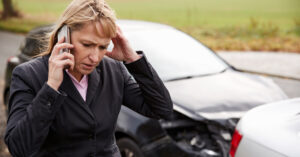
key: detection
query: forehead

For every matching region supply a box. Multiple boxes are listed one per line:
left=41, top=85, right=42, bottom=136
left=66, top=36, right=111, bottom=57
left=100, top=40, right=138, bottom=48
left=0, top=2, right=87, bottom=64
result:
left=72, top=22, right=111, bottom=44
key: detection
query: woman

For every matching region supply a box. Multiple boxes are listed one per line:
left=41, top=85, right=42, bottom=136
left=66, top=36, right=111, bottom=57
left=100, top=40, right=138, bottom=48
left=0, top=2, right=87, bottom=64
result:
left=4, top=0, right=173, bottom=156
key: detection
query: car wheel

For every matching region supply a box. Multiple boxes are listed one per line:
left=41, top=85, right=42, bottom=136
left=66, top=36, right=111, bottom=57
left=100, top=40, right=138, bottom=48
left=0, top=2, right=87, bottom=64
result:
left=117, top=138, right=144, bottom=157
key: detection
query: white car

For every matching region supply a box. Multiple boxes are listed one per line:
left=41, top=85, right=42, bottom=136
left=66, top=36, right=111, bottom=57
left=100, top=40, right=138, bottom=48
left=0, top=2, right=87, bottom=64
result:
left=230, top=98, right=300, bottom=157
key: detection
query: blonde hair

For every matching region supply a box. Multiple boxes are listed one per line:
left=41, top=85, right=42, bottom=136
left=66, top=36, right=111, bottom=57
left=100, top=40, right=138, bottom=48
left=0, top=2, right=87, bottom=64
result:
left=39, top=0, right=117, bottom=56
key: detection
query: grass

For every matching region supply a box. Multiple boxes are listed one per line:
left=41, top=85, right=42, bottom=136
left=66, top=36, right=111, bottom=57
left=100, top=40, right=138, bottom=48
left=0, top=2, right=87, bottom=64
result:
left=0, top=0, right=299, bottom=52
left=109, top=0, right=299, bottom=30
left=0, top=0, right=70, bottom=33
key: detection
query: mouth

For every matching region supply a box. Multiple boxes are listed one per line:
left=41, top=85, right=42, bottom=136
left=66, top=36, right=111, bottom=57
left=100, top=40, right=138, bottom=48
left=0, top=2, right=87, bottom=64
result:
left=82, top=63, right=95, bottom=70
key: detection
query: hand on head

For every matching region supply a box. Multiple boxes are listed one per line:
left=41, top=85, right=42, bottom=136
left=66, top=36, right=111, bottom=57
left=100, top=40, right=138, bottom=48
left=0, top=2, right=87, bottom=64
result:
left=106, top=26, right=140, bottom=63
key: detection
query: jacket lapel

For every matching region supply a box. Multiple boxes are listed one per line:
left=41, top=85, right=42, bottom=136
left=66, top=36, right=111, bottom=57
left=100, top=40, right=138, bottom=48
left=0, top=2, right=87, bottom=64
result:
left=59, top=71, right=95, bottom=119
left=86, top=68, right=101, bottom=106
left=60, top=72, right=86, bottom=105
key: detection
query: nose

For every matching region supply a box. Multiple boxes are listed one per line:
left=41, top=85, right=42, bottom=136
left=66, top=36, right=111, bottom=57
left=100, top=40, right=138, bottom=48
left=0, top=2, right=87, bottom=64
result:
left=88, top=48, right=101, bottom=63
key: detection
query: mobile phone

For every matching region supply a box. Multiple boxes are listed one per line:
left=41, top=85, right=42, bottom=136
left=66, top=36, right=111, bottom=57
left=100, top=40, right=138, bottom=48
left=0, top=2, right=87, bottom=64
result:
left=57, top=25, right=71, bottom=54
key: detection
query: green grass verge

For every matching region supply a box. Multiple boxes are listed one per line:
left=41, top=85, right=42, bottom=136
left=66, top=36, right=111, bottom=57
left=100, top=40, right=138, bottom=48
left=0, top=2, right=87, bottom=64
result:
left=109, top=0, right=300, bottom=30
left=0, top=0, right=299, bottom=51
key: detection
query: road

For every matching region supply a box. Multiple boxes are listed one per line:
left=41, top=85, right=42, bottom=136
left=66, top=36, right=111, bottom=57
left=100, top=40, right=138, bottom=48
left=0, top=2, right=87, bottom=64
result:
left=0, top=31, right=299, bottom=156
left=0, top=31, right=24, bottom=108
left=218, top=51, right=300, bottom=80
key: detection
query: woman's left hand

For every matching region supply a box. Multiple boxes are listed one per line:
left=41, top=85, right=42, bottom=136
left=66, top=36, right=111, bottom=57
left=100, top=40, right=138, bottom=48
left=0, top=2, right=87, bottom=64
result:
left=106, top=26, right=141, bottom=63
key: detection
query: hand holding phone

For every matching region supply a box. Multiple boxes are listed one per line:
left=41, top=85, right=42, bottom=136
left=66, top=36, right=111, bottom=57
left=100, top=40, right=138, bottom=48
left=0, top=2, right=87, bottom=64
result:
left=47, top=25, right=74, bottom=90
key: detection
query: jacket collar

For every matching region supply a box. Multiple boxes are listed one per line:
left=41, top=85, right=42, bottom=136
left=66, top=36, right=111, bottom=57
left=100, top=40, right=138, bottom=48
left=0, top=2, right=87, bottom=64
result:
left=86, top=67, right=101, bottom=106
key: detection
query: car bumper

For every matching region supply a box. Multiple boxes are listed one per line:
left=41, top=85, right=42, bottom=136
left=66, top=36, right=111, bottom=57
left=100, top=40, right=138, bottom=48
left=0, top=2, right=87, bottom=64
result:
left=235, top=137, right=285, bottom=157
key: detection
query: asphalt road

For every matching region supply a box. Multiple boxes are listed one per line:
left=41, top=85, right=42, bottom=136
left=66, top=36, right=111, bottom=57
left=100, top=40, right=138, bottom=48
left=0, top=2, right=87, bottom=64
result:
left=218, top=51, right=300, bottom=80
left=0, top=30, right=299, bottom=156
left=0, top=31, right=25, bottom=106
left=0, top=31, right=25, bottom=78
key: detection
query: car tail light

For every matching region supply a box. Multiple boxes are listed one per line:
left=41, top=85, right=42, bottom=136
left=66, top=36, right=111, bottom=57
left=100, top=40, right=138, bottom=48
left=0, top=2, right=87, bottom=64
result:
left=229, top=129, right=242, bottom=157
left=7, top=56, right=19, bottom=63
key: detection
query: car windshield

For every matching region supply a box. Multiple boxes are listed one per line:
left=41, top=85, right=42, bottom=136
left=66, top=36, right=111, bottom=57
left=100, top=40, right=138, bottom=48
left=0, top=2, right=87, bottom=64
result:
left=110, top=26, right=229, bottom=81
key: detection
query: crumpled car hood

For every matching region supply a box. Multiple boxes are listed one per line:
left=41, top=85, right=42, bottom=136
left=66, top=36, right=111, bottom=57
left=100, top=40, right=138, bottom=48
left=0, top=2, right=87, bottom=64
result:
left=165, top=70, right=287, bottom=120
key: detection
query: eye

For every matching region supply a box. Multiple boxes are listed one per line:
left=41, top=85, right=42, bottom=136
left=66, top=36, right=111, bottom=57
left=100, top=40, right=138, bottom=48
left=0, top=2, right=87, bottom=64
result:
left=99, top=46, right=108, bottom=50
left=82, top=43, right=92, bottom=47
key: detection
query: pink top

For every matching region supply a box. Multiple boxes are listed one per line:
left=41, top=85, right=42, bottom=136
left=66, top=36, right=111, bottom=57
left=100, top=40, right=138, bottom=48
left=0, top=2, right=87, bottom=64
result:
left=66, top=71, right=88, bottom=101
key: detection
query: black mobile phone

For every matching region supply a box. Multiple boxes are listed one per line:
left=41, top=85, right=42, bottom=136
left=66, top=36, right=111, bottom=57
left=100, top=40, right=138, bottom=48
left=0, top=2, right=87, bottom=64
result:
left=57, top=25, right=71, bottom=54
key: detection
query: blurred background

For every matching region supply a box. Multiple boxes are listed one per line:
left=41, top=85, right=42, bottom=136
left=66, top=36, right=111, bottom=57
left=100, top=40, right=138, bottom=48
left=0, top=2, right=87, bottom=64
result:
left=0, top=0, right=300, bottom=52
left=0, top=0, right=299, bottom=156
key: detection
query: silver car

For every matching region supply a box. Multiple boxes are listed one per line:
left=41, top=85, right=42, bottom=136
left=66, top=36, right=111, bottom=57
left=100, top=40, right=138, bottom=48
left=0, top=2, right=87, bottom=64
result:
left=230, top=98, right=300, bottom=157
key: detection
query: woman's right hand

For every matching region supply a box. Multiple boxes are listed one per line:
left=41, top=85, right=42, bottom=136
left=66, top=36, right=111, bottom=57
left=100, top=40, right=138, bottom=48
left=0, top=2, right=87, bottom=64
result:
left=47, top=37, right=75, bottom=91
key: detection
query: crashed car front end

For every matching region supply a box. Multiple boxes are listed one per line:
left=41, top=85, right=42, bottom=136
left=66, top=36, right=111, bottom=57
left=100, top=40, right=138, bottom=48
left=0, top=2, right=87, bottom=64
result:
left=138, top=70, right=287, bottom=157
left=140, top=108, right=237, bottom=157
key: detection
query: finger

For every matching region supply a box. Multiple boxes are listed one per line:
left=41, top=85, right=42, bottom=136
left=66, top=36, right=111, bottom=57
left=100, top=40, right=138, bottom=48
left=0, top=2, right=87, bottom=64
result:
left=51, top=52, right=75, bottom=69
left=116, top=26, right=126, bottom=40
left=57, top=36, right=65, bottom=44
left=57, top=58, right=75, bottom=70
left=52, top=43, right=74, bottom=57
left=55, top=43, right=74, bottom=51
left=56, top=51, right=74, bottom=61
left=52, top=37, right=66, bottom=57
left=116, top=25, right=123, bottom=34
left=114, top=28, right=128, bottom=45
left=112, top=28, right=122, bottom=41
left=111, top=37, right=118, bottom=46
left=61, top=53, right=75, bottom=70
left=105, top=51, right=113, bottom=57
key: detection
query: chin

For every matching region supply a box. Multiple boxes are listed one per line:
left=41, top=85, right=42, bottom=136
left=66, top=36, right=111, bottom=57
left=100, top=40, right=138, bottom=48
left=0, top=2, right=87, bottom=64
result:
left=80, top=68, right=95, bottom=75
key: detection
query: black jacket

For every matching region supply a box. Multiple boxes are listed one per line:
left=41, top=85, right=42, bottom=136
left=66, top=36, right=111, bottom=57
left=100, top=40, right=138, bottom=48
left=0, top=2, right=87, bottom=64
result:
left=5, top=52, right=173, bottom=157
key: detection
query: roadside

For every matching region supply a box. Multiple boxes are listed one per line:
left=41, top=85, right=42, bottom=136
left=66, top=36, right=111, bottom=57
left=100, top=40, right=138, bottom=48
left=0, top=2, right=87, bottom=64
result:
left=0, top=31, right=24, bottom=78
left=1, top=0, right=300, bottom=52
left=217, top=51, right=300, bottom=79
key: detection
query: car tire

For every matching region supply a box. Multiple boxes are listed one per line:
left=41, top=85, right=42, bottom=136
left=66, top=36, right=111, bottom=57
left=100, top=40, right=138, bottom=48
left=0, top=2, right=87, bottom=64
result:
left=117, top=137, right=144, bottom=157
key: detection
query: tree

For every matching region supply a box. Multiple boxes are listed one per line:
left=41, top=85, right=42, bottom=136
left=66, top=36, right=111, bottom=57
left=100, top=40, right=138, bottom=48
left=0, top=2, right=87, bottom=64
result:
left=1, top=0, right=20, bottom=19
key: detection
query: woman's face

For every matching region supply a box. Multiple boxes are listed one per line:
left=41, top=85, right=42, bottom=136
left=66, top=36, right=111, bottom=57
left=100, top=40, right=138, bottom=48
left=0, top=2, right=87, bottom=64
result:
left=70, top=22, right=111, bottom=77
